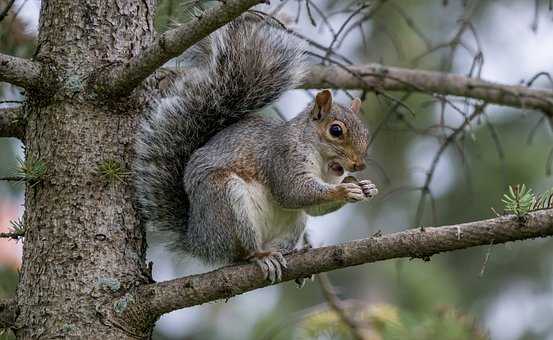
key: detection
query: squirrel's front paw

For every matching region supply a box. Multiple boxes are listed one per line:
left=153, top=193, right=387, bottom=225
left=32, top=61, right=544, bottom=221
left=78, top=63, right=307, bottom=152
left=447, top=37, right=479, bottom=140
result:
left=250, top=251, right=287, bottom=283
left=358, top=179, right=378, bottom=198
left=335, top=183, right=365, bottom=202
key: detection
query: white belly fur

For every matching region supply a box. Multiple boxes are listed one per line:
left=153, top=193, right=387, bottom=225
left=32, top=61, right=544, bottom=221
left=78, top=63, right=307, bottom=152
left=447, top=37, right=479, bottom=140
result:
left=228, top=175, right=303, bottom=244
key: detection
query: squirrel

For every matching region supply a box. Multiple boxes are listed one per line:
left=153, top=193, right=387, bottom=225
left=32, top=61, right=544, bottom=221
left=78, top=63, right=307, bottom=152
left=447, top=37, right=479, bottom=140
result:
left=134, top=14, right=378, bottom=283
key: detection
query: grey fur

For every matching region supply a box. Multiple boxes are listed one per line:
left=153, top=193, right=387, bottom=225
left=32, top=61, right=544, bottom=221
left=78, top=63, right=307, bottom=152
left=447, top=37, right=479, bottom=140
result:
left=134, top=15, right=307, bottom=252
left=182, top=101, right=372, bottom=267
left=135, top=15, right=376, bottom=278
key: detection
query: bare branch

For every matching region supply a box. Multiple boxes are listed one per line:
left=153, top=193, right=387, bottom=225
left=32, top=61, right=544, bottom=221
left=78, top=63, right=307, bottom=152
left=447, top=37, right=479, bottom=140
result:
left=97, top=0, right=265, bottom=97
left=0, top=176, right=24, bottom=181
left=0, top=231, right=22, bottom=239
left=304, top=64, right=553, bottom=116
left=0, top=106, right=25, bottom=140
left=113, top=209, right=553, bottom=324
left=0, top=53, right=41, bottom=89
left=0, top=298, right=17, bottom=330
left=0, top=0, right=16, bottom=22
left=318, top=273, right=369, bottom=340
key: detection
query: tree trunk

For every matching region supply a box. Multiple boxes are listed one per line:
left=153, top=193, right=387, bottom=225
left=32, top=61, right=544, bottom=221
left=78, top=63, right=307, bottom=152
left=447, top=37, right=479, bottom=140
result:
left=15, top=1, right=156, bottom=338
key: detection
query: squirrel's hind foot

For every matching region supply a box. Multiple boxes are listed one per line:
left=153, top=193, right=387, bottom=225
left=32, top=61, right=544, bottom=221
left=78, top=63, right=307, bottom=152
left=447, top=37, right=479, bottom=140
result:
left=294, top=275, right=315, bottom=288
left=250, top=251, right=287, bottom=283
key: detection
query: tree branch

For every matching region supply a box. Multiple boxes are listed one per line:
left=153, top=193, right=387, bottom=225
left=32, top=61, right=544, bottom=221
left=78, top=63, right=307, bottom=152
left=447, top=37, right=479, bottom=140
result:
left=96, top=0, right=265, bottom=97
left=0, top=53, right=41, bottom=89
left=303, top=64, right=553, bottom=116
left=0, top=0, right=16, bottom=22
left=0, top=298, right=17, bottom=330
left=115, top=209, right=553, bottom=326
left=0, top=106, right=25, bottom=140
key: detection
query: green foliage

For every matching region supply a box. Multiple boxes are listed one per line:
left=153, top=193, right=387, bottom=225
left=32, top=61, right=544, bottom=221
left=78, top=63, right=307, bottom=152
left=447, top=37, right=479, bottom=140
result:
left=0, top=268, right=18, bottom=340
left=155, top=0, right=211, bottom=32
left=113, top=294, right=134, bottom=315
left=7, top=218, right=24, bottom=240
left=295, top=303, right=487, bottom=340
left=502, top=184, right=534, bottom=216
left=501, top=184, right=553, bottom=216
left=384, top=305, right=488, bottom=340
left=531, top=187, right=553, bottom=211
left=95, top=277, right=121, bottom=292
left=15, top=156, right=46, bottom=186
left=97, top=160, right=129, bottom=185
left=295, top=303, right=398, bottom=340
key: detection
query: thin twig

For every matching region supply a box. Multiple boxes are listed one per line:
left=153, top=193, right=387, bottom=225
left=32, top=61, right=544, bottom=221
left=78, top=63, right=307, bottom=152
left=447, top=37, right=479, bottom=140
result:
left=0, top=176, right=24, bottom=181
left=318, top=273, right=368, bottom=340
left=0, top=231, right=22, bottom=240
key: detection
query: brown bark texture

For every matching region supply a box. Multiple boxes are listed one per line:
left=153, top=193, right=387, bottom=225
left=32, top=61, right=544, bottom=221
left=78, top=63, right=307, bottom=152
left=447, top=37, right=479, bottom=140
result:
left=304, top=64, right=553, bottom=117
left=14, top=1, right=155, bottom=338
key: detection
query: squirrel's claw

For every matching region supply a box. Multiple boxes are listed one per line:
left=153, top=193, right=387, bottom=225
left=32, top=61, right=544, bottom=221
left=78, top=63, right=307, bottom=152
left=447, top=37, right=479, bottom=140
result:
left=358, top=180, right=378, bottom=198
left=294, top=274, right=315, bottom=288
left=252, top=251, right=287, bottom=283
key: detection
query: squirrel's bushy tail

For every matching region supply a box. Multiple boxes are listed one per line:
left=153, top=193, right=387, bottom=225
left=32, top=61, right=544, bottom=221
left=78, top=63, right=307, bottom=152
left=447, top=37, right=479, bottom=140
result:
left=134, top=15, right=306, bottom=246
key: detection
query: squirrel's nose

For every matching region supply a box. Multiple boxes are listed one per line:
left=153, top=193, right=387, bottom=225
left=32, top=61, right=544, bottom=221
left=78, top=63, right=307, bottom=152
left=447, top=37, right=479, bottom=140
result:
left=352, top=161, right=365, bottom=172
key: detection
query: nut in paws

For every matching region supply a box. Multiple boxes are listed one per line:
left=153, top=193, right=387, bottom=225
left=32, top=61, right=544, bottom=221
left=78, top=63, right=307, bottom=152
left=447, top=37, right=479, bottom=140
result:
left=335, top=182, right=365, bottom=202
left=358, top=179, right=378, bottom=198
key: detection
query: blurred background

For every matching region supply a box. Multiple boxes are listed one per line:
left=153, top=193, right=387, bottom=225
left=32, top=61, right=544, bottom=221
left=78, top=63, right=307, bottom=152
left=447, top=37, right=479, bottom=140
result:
left=1, top=0, right=553, bottom=339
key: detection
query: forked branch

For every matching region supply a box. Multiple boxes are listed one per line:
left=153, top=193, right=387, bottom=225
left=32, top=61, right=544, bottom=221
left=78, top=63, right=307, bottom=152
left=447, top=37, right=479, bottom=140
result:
left=97, top=0, right=265, bottom=97
left=304, top=64, right=553, bottom=116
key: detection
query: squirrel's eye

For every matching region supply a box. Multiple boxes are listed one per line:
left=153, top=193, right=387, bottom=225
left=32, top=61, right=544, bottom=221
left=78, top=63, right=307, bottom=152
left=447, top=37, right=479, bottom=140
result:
left=329, top=124, right=343, bottom=137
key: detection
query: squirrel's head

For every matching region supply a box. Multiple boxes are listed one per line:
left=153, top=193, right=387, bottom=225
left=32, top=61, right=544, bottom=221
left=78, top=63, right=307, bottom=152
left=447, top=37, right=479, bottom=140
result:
left=308, top=90, right=369, bottom=177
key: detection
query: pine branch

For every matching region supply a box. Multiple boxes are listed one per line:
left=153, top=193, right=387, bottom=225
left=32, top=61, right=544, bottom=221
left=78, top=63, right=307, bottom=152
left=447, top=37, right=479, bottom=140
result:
left=108, top=209, right=553, bottom=327
left=0, top=176, right=24, bottom=181
left=0, top=231, right=22, bottom=239
left=303, top=64, right=553, bottom=116
left=0, top=53, right=41, bottom=89
left=96, top=0, right=266, bottom=97
left=0, top=106, right=25, bottom=140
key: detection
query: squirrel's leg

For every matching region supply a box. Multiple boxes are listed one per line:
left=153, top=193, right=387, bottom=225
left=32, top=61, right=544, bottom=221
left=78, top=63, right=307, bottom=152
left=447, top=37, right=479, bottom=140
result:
left=226, top=176, right=290, bottom=283
left=268, top=171, right=370, bottom=209
left=188, top=171, right=287, bottom=282
left=303, top=177, right=377, bottom=216
left=340, top=176, right=378, bottom=199
left=304, top=201, right=346, bottom=216
left=261, top=217, right=306, bottom=284
left=248, top=251, right=287, bottom=283
left=264, top=216, right=306, bottom=253
left=184, top=172, right=245, bottom=264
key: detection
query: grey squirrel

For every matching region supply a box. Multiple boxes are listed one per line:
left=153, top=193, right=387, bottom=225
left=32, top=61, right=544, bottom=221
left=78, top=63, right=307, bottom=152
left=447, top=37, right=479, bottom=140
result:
left=134, top=14, right=378, bottom=283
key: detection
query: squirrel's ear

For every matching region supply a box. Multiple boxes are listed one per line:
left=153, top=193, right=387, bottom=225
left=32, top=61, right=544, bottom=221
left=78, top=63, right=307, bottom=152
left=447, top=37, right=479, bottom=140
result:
left=312, top=89, right=333, bottom=120
left=350, top=97, right=362, bottom=114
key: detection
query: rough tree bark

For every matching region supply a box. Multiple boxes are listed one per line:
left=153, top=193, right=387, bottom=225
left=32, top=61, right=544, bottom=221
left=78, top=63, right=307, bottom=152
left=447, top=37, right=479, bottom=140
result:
left=1, top=1, right=552, bottom=339
left=14, top=1, right=156, bottom=338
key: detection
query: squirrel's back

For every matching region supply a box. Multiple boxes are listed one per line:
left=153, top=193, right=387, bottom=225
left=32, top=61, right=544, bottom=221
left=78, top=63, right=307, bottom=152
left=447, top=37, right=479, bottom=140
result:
left=184, top=115, right=284, bottom=188
left=134, top=14, right=306, bottom=250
